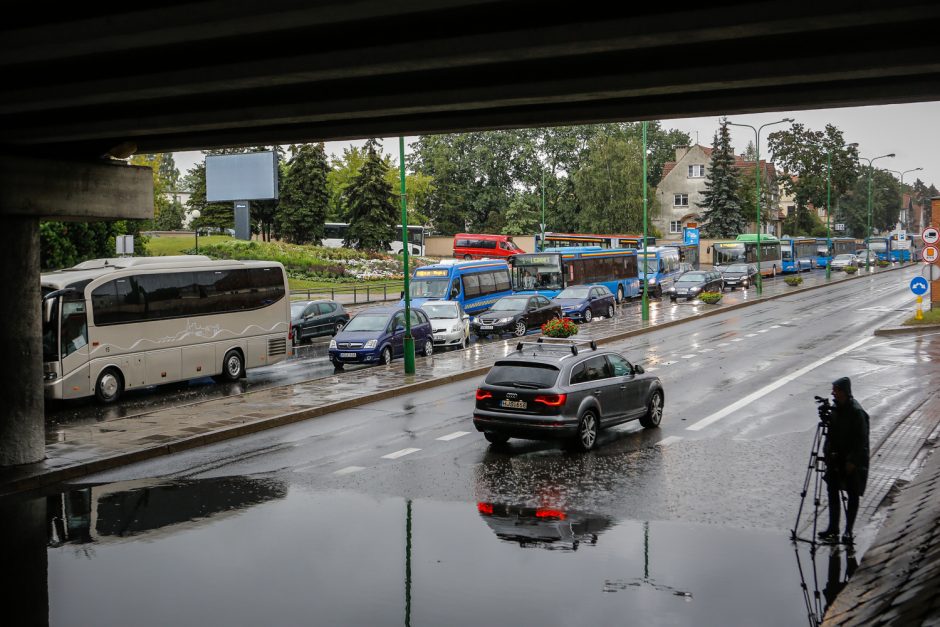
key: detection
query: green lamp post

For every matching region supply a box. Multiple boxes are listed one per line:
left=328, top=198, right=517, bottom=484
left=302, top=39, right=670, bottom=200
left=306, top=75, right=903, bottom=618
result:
left=399, top=137, right=415, bottom=374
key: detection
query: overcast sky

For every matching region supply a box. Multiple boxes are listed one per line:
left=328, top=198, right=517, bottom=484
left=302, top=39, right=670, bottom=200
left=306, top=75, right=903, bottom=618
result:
left=172, top=101, right=940, bottom=190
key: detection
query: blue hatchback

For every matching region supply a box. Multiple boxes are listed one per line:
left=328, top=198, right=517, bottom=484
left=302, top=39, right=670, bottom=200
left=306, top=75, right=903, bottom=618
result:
left=550, top=285, right=617, bottom=323
left=329, top=306, right=434, bottom=369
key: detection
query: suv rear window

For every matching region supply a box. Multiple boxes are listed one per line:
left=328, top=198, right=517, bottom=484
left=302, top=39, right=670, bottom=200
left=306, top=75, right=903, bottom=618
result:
left=484, top=362, right=560, bottom=389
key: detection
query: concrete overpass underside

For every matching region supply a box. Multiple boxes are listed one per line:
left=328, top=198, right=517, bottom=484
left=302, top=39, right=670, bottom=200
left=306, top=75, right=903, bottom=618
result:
left=2, top=0, right=940, bottom=465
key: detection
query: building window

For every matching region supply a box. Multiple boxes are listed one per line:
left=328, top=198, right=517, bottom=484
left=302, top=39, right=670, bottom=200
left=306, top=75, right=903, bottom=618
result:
left=674, top=194, right=689, bottom=207
left=670, top=221, right=682, bottom=234
left=688, top=164, right=705, bottom=178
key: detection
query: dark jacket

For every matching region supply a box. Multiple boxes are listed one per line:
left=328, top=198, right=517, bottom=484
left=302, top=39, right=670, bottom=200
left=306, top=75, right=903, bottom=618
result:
left=824, top=397, right=870, bottom=495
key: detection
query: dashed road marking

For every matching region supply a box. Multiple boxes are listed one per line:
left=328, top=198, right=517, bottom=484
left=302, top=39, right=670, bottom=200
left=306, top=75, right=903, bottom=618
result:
left=682, top=355, right=696, bottom=359
left=334, top=466, right=365, bottom=475
left=731, top=338, right=743, bottom=342
left=657, top=436, right=683, bottom=446
left=686, top=336, right=873, bottom=432
left=717, top=343, right=729, bottom=347
left=382, top=448, right=421, bottom=459
left=758, top=329, right=769, bottom=333
left=661, top=361, right=677, bottom=366
left=770, top=325, right=781, bottom=329
left=437, top=431, right=470, bottom=441
left=646, top=367, right=659, bottom=372
left=746, top=333, right=757, bottom=337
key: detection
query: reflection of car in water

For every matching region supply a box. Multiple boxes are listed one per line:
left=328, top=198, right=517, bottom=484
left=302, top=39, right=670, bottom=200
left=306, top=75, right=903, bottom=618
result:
left=476, top=501, right=613, bottom=551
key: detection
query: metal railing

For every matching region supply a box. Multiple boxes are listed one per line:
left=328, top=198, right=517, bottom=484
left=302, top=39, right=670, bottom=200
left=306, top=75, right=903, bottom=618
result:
left=289, top=281, right=404, bottom=305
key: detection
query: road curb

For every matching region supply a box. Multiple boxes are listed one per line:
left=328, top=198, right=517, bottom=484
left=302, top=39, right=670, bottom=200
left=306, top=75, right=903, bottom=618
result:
left=874, top=323, right=940, bottom=336
left=4, top=263, right=911, bottom=497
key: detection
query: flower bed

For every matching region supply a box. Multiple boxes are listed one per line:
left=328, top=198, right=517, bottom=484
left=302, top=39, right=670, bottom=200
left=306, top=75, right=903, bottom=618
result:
left=697, top=291, right=722, bottom=304
left=784, top=276, right=803, bottom=286
left=541, top=317, right=579, bottom=338
left=844, top=266, right=858, bottom=274
left=877, top=260, right=890, bottom=268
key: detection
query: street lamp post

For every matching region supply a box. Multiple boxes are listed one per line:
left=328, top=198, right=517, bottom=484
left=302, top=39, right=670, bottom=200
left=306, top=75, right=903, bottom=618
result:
left=859, top=153, right=895, bottom=270
left=641, top=121, right=649, bottom=322
left=189, top=209, right=201, bottom=252
left=887, top=167, right=923, bottom=232
left=399, top=137, right=415, bottom=374
left=725, top=117, right=793, bottom=295
left=825, top=142, right=858, bottom=279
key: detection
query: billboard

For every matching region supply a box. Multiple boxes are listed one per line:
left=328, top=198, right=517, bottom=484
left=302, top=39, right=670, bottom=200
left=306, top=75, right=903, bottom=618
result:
left=206, top=152, right=278, bottom=202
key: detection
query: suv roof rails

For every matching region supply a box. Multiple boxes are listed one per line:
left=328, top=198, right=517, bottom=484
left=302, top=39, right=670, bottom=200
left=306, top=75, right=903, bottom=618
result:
left=515, top=336, right=598, bottom=356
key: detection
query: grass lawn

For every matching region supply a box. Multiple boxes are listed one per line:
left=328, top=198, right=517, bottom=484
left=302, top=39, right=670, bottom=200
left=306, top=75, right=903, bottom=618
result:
left=904, top=307, right=940, bottom=325
left=146, top=234, right=233, bottom=256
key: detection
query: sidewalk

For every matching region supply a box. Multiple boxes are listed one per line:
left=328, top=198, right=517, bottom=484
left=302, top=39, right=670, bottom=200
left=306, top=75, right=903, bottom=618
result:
left=0, top=263, right=914, bottom=497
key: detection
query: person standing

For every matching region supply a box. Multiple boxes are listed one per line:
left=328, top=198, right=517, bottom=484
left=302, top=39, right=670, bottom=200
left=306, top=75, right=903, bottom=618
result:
left=818, top=377, right=870, bottom=544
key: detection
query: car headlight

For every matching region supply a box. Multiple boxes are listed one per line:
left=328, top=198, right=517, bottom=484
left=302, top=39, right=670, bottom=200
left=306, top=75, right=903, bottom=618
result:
left=329, top=339, right=337, bottom=349
left=690, top=286, right=701, bottom=293
left=498, top=317, right=514, bottom=324
left=648, top=277, right=657, bottom=285
left=666, top=287, right=676, bottom=293
left=451, top=323, right=462, bottom=333
left=365, top=339, right=377, bottom=349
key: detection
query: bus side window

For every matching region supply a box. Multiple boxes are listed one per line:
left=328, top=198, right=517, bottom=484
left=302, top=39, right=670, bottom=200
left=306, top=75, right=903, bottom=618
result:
left=449, top=279, right=461, bottom=299
left=61, top=301, right=88, bottom=357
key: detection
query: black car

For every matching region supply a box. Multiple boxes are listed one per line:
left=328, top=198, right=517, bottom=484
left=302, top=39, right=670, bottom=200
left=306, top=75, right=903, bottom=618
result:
left=472, top=294, right=562, bottom=338
left=719, top=263, right=758, bottom=290
left=666, top=270, right=724, bottom=301
left=473, top=338, right=664, bottom=451
left=290, top=300, right=349, bottom=345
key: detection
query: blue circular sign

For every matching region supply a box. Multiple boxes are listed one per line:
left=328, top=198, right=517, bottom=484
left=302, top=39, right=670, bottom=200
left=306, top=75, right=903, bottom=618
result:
left=911, top=276, right=929, bottom=295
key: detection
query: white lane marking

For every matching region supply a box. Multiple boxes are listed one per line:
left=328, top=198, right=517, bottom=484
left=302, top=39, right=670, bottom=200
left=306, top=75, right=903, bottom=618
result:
left=698, top=349, right=713, bottom=353
left=382, top=448, right=421, bottom=459
left=437, top=431, right=470, bottom=441
left=746, top=333, right=757, bottom=337
left=686, top=336, right=873, bottom=432
left=646, top=367, right=659, bottom=372
left=657, top=436, right=683, bottom=446
left=334, top=466, right=365, bottom=475
left=731, top=338, right=743, bottom=342
left=682, top=354, right=696, bottom=359
left=770, top=325, right=781, bottom=329
left=758, top=329, right=769, bottom=333
left=717, top=343, right=729, bottom=347
left=661, top=361, right=677, bottom=366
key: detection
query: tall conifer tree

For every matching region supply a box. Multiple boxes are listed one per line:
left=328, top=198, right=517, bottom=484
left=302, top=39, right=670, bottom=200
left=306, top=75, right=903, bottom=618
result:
left=700, top=121, right=747, bottom=237
left=277, top=143, right=330, bottom=244
left=344, top=139, right=397, bottom=251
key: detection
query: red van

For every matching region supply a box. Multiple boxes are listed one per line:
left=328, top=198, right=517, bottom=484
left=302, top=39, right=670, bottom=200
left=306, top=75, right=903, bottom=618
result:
left=453, top=234, right=524, bottom=259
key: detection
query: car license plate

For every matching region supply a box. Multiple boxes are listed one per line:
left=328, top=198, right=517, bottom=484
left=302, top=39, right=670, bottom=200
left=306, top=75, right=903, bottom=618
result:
left=480, top=325, right=493, bottom=330
left=434, top=334, right=444, bottom=340
left=500, top=399, right=527, bottom=409
left=340, top=352, right=357, bottom=358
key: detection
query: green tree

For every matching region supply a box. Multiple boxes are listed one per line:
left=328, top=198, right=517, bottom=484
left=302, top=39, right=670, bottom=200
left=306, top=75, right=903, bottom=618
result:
left=571, top=134, right=649, bottom=233
left=699, top=122, right=747, bottom=237
left=767, top=122, right=859, bottom=235
left=344, top=139, right=398, bottom=251
left=154, top=200, right=184, bottom=230
left=835, top=169, right=902, bottom=238
left=277, top=143, right=330, bottom=244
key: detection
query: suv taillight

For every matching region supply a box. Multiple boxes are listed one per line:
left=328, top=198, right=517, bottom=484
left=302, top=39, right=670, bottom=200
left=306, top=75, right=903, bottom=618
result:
left=475, top=389, right=493, bottom=401
left=534, top=394, right=567, bottom=407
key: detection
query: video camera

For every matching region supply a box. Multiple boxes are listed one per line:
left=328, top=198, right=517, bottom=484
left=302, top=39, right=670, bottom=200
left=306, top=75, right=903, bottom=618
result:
left=814, top=396, right=833, bottom=423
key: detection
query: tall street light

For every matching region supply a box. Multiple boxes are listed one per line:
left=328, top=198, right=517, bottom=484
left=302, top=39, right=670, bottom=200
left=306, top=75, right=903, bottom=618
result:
left=641, top=121, right=650, bottom=321
left=859, top=153, right=895, bottom=270
left=887, top=167, right=923, bottom=231
left=825, top=142, right=858, bottom=279
left=726, top=117, right=793, bottom=295
left=399, top=137, right=415, bottom=374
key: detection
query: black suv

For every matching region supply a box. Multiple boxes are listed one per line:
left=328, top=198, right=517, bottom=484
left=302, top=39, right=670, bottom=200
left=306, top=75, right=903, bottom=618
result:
left=719, top=264, right=758, bottom=290
left=666, top=270, right=723, bottom=301
left=473, top=338, right=664, bottom=451
left=290, top=300, right=350, bottom=345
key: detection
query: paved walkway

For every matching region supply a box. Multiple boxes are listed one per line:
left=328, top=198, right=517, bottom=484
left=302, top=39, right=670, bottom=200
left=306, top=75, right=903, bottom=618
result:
left=0, top=263, right=915, bottom=496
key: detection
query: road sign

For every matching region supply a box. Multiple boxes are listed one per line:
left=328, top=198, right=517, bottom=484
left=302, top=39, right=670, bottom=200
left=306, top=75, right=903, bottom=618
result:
left=923, top=245, right=940, bottom=263
left=911, top=276, right=929, bottom=295
left=923, top=226, right=940, bottom=245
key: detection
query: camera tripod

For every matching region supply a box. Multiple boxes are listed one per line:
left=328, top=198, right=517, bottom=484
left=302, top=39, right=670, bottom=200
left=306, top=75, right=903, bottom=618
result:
left=791, top=417, right=847, bottom=548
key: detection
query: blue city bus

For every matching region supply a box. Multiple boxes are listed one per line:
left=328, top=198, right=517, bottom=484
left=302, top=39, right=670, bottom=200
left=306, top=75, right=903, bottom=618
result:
left=780, top=236, right=817, bottom=273
left=407, top=259, right=513, bottom=315
left=816, top=237, right=857, bottom=268
left=637, top=246, right=682, bottom=297
left=510, top=247, right=640, bottom=302
left=889, top=234, right=912, bottom=261
left=661, top=242, right=700, bottom=269
left=866, top=236, right=891, bottom=262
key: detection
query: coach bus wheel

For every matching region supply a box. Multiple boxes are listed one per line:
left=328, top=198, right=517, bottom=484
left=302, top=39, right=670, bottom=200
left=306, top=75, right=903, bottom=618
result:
left=221, top=349, right=245, bottom=382
left=95, top=367, right=124, bottom=404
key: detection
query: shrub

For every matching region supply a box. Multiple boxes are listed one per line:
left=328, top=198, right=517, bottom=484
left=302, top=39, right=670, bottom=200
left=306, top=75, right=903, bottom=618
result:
left=784, top=276, right=803, bottom=286
left=697, top=291, right=722, bottom=304
left=541, top=317, right=579, bottom=338
left=877, top=259, right=890, bottom=268
left=844, top=266, right=858, bottom=274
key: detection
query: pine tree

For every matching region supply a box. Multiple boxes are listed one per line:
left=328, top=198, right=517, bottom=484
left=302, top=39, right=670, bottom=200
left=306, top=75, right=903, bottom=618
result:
left=700, top=121, right=747, bottom=237
left=277, top=143, right=330, bottom=244
left=344, top=139, right=398, bottom=251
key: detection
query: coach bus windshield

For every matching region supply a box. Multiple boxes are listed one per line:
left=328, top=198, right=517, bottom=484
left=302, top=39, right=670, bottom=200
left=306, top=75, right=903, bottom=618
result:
left=511, top=254, right=563, bottom=290
left=410, top=278, right=449, bottom=299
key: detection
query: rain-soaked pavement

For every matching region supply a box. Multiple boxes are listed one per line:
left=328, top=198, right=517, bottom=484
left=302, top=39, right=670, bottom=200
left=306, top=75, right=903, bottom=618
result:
left=9, top=263, right=939, bottom=626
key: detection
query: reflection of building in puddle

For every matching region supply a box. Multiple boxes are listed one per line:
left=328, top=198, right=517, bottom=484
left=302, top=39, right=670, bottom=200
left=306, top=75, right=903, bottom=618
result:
left=476, top=501, right=612, bottom=551
left=47, top=476, right=287, bottom=547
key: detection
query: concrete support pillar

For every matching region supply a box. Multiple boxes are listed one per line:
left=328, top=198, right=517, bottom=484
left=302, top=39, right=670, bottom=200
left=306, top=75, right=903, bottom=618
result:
left=0, top=217, right=45, bottom=465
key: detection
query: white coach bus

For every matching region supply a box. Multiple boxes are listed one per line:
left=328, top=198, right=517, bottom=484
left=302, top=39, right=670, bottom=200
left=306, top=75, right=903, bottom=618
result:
left=41, top=256, right=290, bottom=403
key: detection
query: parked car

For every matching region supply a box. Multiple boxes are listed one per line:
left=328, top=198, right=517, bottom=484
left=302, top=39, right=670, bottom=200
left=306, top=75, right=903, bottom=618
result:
left=471, top=294, right=562, bottom=338
left=329, top=306, right=433, bottom=369
left=855, top=250, right=878, bottom=266
left=290, top=300, right=349, bottom=345
left=719, top=263, right=758, bottom=290
left=551, top=285, right=616, bottom=323
left=830, top=253, right=859, bottom=270
left=453, top=233, right=524, bottom=259
left=666, top=270, right=724, bottom=301
left=472, top=339, right=664, bottom=451
left=420, top=300, right=471, bottom=350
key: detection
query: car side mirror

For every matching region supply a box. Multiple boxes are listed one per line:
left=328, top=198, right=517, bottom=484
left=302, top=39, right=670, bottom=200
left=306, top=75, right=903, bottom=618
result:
left=633, top=365, right=645, bottom=375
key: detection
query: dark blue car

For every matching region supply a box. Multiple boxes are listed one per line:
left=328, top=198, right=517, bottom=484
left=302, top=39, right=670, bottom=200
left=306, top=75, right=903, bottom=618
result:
left=550, top=285, right=617, bottom=323
left=329, top=306, right=434, bottom=370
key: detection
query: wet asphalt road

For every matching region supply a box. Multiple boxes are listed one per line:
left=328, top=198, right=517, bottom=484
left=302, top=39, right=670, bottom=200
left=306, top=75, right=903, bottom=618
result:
left=24, top=266, right=936, bottom=626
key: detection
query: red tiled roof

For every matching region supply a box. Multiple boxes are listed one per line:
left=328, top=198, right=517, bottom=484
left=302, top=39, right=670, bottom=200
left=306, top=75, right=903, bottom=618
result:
left=661, top=145, right=713, bottom=179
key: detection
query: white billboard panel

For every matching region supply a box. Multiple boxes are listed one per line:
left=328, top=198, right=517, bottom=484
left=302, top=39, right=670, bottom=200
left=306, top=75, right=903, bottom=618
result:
left=206, top=152, right=278, bottom=201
